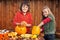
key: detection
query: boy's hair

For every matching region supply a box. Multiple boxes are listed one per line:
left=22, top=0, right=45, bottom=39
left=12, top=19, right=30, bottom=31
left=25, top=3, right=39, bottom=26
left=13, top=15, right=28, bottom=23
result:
left=20, top=2, right=30, bottom=12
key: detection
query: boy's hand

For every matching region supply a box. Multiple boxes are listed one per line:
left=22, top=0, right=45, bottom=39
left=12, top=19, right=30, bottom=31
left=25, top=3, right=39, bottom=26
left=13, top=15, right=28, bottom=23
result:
left=21, top=21, right=27, bottom=26
left=16, top=23, right=20, bottom=25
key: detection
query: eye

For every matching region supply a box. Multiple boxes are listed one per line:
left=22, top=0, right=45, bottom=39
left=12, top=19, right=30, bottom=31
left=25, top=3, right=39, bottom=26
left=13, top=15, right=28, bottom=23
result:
left=45, top=11, right=47, bottom=13
left=26, top=7, right=28, bottom=8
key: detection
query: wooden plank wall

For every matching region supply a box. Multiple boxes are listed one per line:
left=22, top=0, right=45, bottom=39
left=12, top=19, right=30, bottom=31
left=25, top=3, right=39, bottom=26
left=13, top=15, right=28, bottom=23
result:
left=0, top=0, right=60, bottom=33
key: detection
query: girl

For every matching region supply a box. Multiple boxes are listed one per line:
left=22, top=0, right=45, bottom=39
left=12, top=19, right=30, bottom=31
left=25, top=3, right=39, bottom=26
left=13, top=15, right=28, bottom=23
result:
left=13, top=2, right=33, bottom=33
left=38, top=6, right=56, bottom=40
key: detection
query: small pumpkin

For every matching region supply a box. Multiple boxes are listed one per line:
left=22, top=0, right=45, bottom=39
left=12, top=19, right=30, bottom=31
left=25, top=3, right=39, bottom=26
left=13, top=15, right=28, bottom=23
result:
left=15, top=25, right=27, bottom=35
left=32, top=26, right=41, bottom=35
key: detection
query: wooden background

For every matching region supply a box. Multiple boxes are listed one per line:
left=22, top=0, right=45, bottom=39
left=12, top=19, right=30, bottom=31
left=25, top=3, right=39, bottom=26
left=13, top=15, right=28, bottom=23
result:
left=0, top=0, right=60, bottom=36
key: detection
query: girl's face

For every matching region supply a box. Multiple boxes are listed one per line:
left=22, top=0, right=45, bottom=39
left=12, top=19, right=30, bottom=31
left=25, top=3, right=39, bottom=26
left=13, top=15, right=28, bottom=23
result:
left=43, top=9, right=49, bottom=17
left=22, top=4, right=28, bottom=13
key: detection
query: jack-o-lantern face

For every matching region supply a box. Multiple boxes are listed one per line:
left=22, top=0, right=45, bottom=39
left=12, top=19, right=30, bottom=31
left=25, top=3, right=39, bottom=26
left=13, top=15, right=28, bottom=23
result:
left=15, top=25, right=27, bottom=35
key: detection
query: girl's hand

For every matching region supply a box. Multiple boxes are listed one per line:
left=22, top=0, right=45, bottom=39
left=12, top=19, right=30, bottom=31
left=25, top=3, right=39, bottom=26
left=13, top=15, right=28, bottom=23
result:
left=38, top=24, right=41, bottom=27
left=38, top=22, right=44, bottom=27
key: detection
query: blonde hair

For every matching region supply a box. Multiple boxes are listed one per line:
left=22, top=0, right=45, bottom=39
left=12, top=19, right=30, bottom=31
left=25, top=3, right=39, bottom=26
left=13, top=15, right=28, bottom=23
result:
left=43, top=6, right=55, bottom=19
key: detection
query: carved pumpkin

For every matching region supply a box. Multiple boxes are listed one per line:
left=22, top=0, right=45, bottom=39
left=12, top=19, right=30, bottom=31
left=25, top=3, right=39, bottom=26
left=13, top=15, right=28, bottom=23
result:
left=32, top=26, right=41, bottom=35
left=15, top=25, right=27, bottom=35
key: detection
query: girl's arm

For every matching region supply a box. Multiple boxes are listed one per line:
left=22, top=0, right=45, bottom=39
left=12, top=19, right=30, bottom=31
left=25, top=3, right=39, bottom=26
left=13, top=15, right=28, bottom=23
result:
left=38, top=22, right=44, bottom=27
left=13, top=12, right=21, bottom=26
left=38, top=17, right=51, bottom=27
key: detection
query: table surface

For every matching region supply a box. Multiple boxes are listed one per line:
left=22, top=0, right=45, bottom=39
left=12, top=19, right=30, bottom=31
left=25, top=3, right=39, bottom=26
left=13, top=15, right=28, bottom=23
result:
left=0, top=32, right=45, bottom=40
left=8, top=37, right=45, bottom=40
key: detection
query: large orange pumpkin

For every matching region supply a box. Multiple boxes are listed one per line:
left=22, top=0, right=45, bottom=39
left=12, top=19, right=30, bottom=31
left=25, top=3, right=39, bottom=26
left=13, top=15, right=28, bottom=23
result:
left=15, top=25, right=27, bottom=35
left=32, top=26, right=41, bottom=35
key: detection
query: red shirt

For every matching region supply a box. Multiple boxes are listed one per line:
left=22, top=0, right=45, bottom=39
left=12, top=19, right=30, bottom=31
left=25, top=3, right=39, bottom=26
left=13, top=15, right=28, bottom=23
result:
left=13, top=11, right=33, bottom=33
left=43, top=17, right=51, bottom=24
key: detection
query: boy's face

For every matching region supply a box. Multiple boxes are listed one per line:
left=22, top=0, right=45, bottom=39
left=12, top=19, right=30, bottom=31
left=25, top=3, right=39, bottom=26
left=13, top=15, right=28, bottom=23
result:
left=43, top=9, right=49, bottom=17
left=22, top=4, right=28, bottom=13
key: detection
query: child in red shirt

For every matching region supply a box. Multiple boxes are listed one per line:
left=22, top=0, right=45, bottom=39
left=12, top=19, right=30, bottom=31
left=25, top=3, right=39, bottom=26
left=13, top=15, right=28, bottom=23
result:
left=13, top=2, right=33, bottom=33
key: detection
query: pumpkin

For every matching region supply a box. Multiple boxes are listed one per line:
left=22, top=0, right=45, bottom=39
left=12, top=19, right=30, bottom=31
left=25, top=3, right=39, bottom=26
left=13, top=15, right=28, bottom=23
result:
left=32, top=26, right=41, bottom=35
left=15, top=25, right=27, bottom=35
